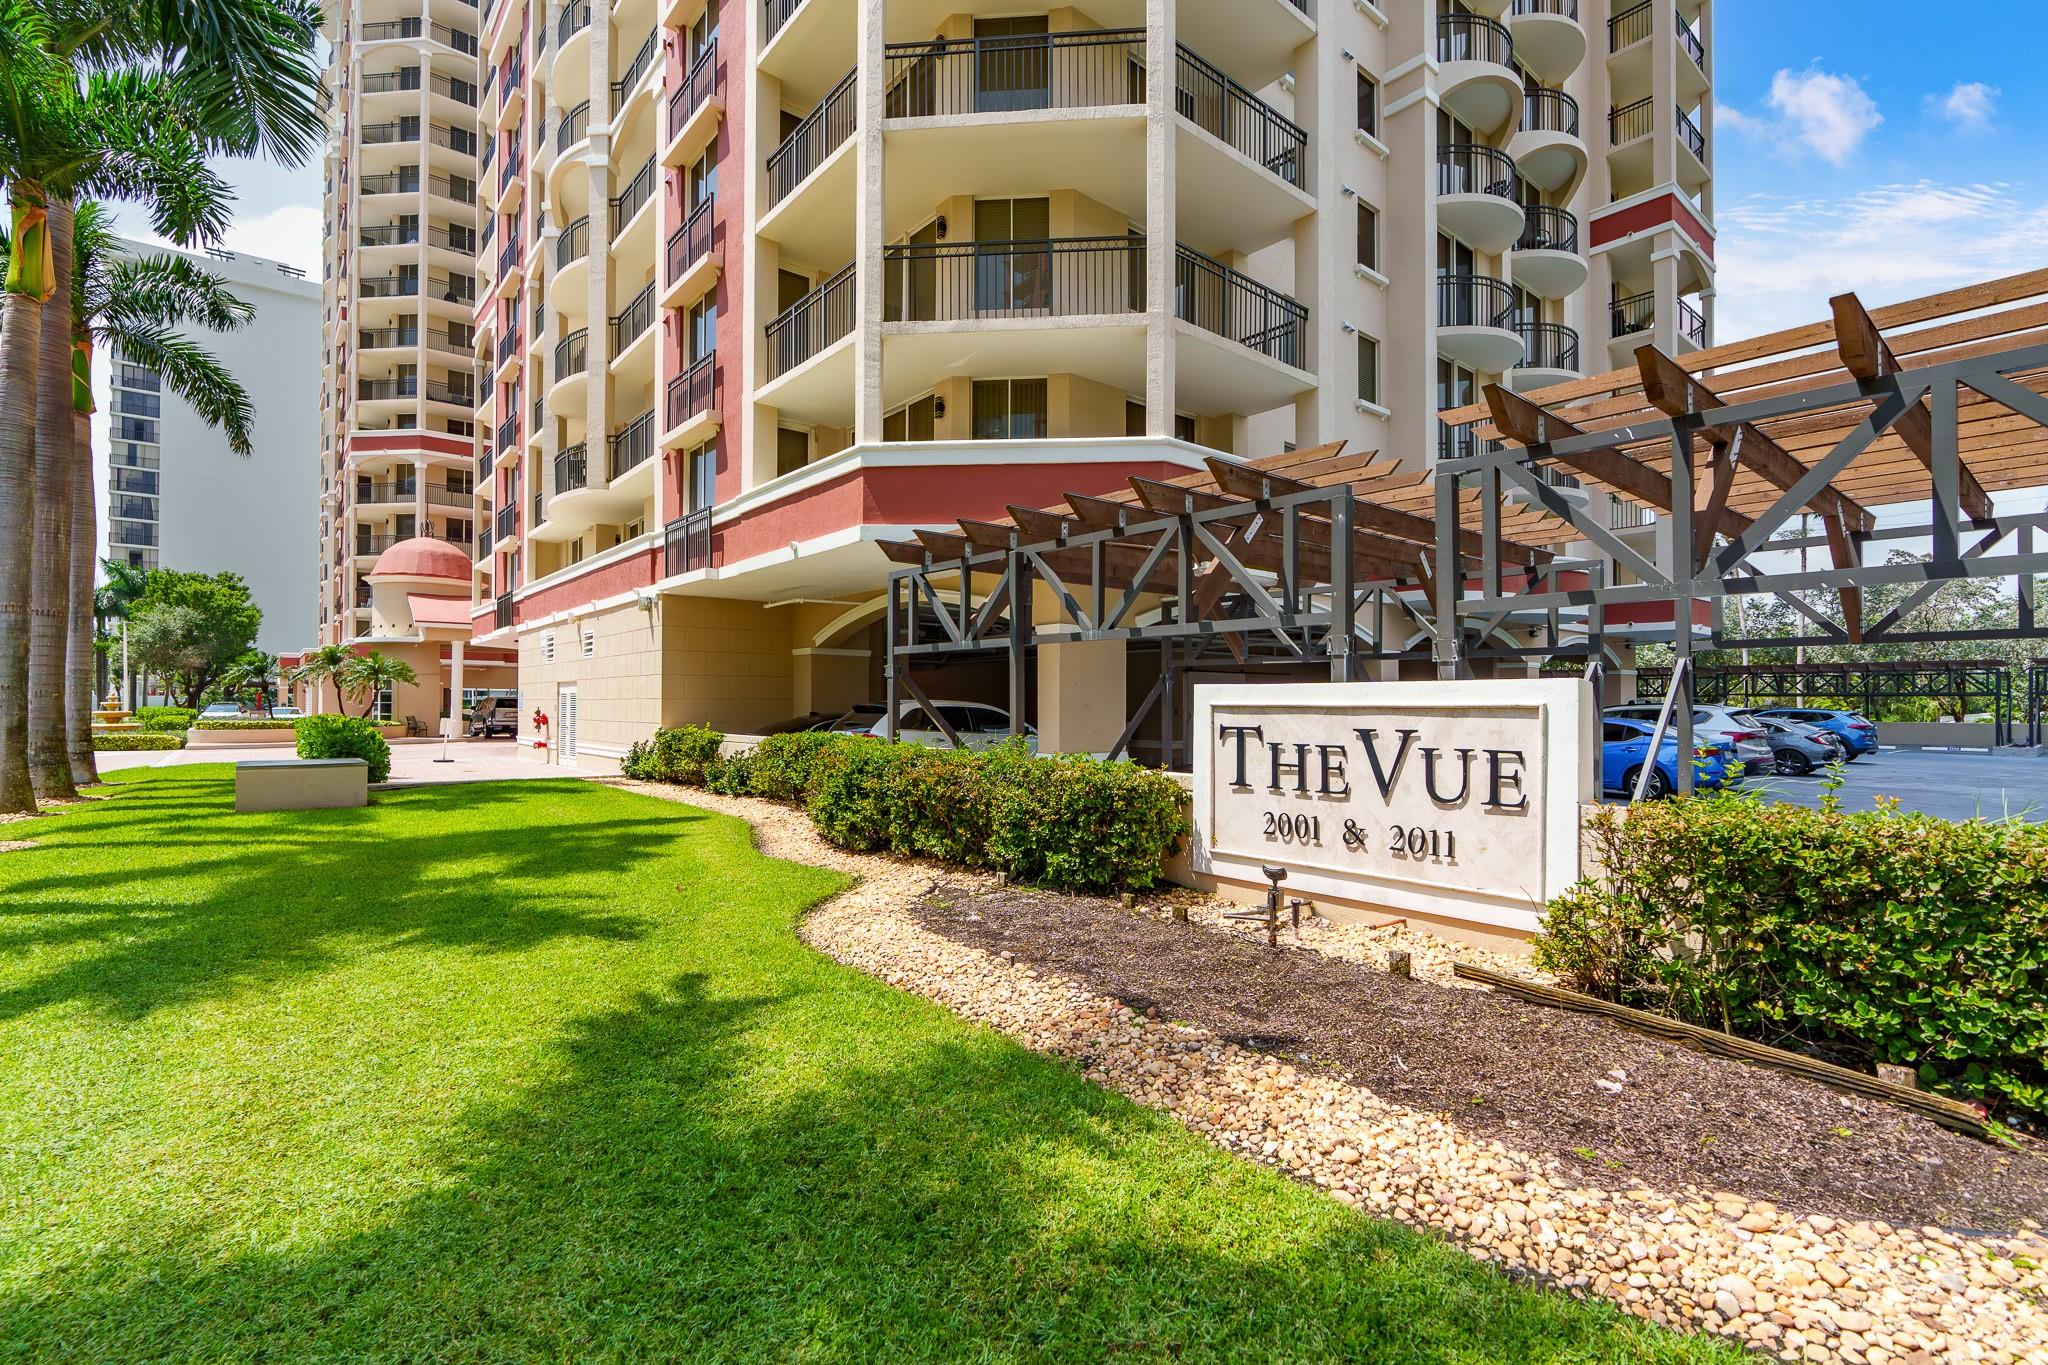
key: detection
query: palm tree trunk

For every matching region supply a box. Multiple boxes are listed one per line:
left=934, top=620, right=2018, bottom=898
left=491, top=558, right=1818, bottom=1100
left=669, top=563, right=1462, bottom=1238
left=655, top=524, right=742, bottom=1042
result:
left=27, top=197, right=76, bottom=800
left=0, top=190, right=47, bottom=815
left=68, top=402, right=99, bottom=787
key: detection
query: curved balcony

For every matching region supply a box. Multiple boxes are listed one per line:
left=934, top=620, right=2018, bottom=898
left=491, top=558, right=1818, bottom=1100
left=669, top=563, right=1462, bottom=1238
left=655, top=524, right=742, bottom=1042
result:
left=1435, top=273, right=1523, bottom=373
left=552, top=326, right=588, bottom=386
left=551, top=443, right=588, bottom=499
left=1435, top=144, right=1524, bottom=254
left=1507, top=0, right=1585, bottom=85
left=1509, top=88, right=1586, bottom=194
left=1508, top=320, right=1580, bottom=390
left=1435, top=13, right=1520, bottom=134
left=1509, top=204, right=1586, bottom=299
left=551, top=214, right=591, bottom=328
left=553, top=0, right=592, bottom=109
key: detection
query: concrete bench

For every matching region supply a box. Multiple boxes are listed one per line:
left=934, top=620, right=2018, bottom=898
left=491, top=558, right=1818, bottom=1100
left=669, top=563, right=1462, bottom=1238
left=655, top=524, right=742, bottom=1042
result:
left=234, top=758, right=369, bottom=813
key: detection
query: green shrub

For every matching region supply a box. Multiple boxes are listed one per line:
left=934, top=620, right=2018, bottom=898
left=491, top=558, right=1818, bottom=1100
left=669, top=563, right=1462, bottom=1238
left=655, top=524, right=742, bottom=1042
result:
left=295, top=714, right=393, bottom=783
left=985, top=748, right=1189, bottom=890
left=136, top=706, right=196, bottom=734
left=805, top=736, right=919, bottom=853
left=191, top=718, right=301, bottom=730
left=92, top=732, right=184, bottom=751
left=744, top=730, right=840, bottom=803
left=1537, top=794, right=2048, bottom=1118
left=703, top=749, right=754, bottom=796
left=621, top=724, right=723, bottom=785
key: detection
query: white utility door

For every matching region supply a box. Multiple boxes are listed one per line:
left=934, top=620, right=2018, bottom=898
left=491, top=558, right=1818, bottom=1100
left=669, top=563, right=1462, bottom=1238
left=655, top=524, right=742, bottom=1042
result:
left=557, top=685, right=579, bottom=762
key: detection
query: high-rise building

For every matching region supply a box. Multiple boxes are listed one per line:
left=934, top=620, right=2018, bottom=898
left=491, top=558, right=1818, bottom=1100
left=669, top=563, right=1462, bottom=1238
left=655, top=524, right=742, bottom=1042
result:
left=315, top=0, right=487, bottom=650
left=105, top=239, right=323, bottom=654
left=320, top=0, right=1715, bottom=763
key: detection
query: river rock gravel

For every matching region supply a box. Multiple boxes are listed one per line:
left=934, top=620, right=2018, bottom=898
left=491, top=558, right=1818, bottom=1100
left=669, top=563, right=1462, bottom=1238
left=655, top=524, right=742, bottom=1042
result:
left=612, top=780, right=2048, bottom=1365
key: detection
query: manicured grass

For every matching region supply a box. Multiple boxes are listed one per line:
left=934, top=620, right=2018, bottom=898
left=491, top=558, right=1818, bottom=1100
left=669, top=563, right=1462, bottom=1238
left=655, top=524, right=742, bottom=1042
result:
left=0, top=768, right=1738, bottom=1362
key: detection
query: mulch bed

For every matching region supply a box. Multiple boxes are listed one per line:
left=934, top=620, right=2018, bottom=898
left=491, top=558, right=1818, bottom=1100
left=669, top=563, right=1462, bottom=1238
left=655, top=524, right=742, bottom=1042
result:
left=911, top=883, right=2048, bottom=1233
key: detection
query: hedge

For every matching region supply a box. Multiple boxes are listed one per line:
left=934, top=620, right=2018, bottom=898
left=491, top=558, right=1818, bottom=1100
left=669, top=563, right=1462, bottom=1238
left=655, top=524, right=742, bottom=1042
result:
left=191, top=718, right=301, bottom=731
left=93, top=732, right=184, bottom=751
left=1537, top=794, right=2048, bottom=1119
left=624, top=728, right=1188, bottom=892
left=295, top=715, right=393, bottom=783
left=136, top=706, right=196, bottom=734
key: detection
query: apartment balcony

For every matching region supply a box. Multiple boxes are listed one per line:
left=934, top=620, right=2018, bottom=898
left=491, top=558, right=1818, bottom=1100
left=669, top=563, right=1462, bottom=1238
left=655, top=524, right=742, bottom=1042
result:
left=1171, top=245, right=1312, bottom=418
left=1435, top=144, right=1524, bottom=254
left=425, top=483, right=473, bottom=509
left=760, top=262, right=857, bottom=425
left=553, top=327, right=589, bottom=387
left=1435, top=273, right=1524, bottom=373
left=610, top=156, right=658, bottom=264
left=357, top=375, right=418, bottom=405
left=1507, top=320, right=1581, bottom=391
left=1606, top=98, right=1709, bottom=198
left=1175, top=0, right=1315, bottom=92
left=662, top=508, right=713, bottom=578
left=496, top=49, right=524, bottom=132
left=661, top=352, right=719, bottom=452
left=1607, top=1, right=1710, bottom=105
left=1608, top=290, right=1706, bottom=363
left=354, top=533, right=398, bottom=561
left=356, top=479, right=418, bottom=506
left=1436, top=12, right=1520, bottom=135
left=551, top=213, right=591, bottom=319
left=1508, top=204, right=1585, bottom=299
left=358, top=324, right=420, bottom=354
left=760, top=0, right=853, bottom=115
left=1508, top=87, right=1586, bottom=195
left=610, top=30, right=658, bottom=122
left=610, top=280, right=657, bottom=392
left=494, top=502, right=516, bottom=553
left=497, top=413, right=518, bottom=453
left=1173, top=44, right=1314, bottom=255
left=476, top=446, right=494, bottom=484
left=475, top=525, right=492, bottom=559
left=760, top=68, right=857, bottom=266
left=553, top=0, right=593, bottom=109
left=661, top=197, right=719, bottom=312
left=608, top=408, right=655, bottom=483
left=1506, top=0, right=1585, bottom=85
left=661, top=39, right=722, bottom=169
left=424, top=377, right=475, bottom=410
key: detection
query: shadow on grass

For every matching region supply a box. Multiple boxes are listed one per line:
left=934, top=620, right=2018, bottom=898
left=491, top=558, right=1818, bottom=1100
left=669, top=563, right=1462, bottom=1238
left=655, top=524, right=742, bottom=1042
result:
left=0, top=958, right=1734, bottom=1364
left=0, top=773, right=667, bottom=1024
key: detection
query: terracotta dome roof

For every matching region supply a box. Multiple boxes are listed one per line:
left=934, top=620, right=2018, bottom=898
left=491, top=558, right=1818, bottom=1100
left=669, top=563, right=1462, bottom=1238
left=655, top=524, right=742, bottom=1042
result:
left=369, top=536, right=472, bottom=581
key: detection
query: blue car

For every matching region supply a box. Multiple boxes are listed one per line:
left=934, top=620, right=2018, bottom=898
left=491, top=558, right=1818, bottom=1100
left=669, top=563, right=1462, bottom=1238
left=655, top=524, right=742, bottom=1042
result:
left=1754, top=708, right=1878, bottom=758
left=1601, top=718, right=1732, bottom=800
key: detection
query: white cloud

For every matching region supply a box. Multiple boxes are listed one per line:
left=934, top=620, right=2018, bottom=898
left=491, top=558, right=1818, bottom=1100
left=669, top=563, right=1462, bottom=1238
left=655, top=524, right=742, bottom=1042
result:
left=1928, top=81, right=1998, bottom=131
left=1714, top=180, right=2048, bottom=337
left=1762, top=67, right=1882, bottom=165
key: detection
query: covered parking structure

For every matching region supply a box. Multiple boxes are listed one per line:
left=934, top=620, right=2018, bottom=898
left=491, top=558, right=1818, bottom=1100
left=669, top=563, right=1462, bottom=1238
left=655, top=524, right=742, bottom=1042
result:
left=1437, top=269, right=2048, bottom=789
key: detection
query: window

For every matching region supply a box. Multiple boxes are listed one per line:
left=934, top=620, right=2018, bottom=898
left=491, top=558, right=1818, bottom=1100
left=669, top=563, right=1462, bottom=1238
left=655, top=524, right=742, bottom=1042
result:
left=1174, top=413, right=1198, bottom=444
left=970, top=378, right=1048, bottom=441
left=568, top=535, right=585, bottom=565
left=1356, top=202, right=1379, bottom=273
left=541, top=630, right=556, bottom=662
left=776, top=427, right=810, bottom=476
left=446, top=468, right=474, bottom=494
left=883, top=393, right=938, bottom=442
left=687, top=443, right=716, bottom=511
left=581, top=626, right=596, bottom=658
left=1357, top=335, right=1380, bottom=406
left=1124, top=400, right=1145, bottom=437
left=1356, top=71, right=1378, bottom=137
left=688, top=297, right=717, bottom=363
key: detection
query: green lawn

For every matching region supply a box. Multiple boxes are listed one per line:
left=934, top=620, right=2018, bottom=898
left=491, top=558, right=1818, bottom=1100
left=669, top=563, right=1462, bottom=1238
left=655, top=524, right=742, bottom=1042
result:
left=0, top=767, right=1737, bottom=1362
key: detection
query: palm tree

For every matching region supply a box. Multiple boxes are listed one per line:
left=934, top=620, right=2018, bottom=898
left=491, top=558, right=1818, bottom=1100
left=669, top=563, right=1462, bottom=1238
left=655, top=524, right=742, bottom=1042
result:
left=338, top=653, right=419, bottom=720
left=292, top=645, right=352, bottom=716
left=220, top=653, right=280, bottom=715
left=62, top=200, right=257, bottom=779
left=91, top=556, right=149, bottom=711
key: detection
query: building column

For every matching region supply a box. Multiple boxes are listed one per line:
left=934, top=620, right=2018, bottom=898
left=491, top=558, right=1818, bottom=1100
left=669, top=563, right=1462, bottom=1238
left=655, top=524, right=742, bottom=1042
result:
left=447, top=639, right=466, bottom=730
left=1291, top=30, right=1343, bottom=447
left=850, top=0, right=887, bottom=445
left=1142, top=0, right=1176, bottom=435
left=1036, top=638, right=1127, bottom=756
left=413, top=457, right=429, bottom=530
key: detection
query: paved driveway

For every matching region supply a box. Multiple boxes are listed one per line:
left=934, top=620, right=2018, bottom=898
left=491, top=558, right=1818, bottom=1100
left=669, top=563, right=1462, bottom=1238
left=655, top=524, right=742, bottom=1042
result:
left=1738, top=747, right=2047, bottom=822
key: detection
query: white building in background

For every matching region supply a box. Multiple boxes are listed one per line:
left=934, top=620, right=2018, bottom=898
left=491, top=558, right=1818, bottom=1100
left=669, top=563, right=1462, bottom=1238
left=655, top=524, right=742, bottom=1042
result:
left=103, top=238, right=323, bottom=654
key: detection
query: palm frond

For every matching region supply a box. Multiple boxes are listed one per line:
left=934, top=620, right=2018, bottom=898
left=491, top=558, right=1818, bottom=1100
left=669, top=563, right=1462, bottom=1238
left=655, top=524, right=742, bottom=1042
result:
left=104, top=322, right=252, bottom=453
left=104, top=251, right=253, bottom=333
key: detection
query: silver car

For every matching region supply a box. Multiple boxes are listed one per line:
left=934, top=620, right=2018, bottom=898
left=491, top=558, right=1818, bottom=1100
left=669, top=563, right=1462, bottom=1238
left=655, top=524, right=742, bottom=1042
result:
left=844, top=700, right=1038, bottom=753
left=1604, top=703, right=1775, bottom=774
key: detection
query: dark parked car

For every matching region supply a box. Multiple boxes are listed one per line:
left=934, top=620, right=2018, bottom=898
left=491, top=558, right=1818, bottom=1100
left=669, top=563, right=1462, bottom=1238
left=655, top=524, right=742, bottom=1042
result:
left=1756, top=716, right=1842, bottom=775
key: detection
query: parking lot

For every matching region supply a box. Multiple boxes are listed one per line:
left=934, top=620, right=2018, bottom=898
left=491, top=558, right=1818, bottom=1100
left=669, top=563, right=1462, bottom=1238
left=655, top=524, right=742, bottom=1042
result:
left=1731, top=746, right=2046, bottom=822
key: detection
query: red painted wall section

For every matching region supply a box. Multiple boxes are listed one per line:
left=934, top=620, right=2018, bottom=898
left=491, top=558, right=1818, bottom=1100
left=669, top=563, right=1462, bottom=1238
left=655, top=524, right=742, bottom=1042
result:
left=1588, top=193, right=1715, bottom=259
left=347, top=431, right=474, bottom=460
left=516, top=547, right=662, bottom=621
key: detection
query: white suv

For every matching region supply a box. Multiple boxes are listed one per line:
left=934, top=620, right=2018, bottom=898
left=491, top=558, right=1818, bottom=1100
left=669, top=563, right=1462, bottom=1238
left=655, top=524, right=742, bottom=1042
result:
left=840, top=701, right=1038, bottom=753
left=1604, top=704, right=1774, bottom=775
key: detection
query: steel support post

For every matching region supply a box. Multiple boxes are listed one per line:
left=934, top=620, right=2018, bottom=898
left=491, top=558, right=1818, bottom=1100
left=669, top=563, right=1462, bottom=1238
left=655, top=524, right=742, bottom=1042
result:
left=883, top=576, right=901, bottom=741
left=1433, top=466, right=1463, bottom=679
left=1669, top=426, right=1698, bottom=795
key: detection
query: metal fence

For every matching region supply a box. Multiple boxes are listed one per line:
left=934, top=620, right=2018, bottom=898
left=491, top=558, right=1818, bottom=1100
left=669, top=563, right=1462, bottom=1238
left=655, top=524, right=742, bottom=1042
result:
left=882, top=236, right=1143, bottom=321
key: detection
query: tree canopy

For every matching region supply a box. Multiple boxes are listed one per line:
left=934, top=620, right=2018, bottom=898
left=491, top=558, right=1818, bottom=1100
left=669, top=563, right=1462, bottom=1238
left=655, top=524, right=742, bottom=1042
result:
left=124, top=568, right=261, bottom=707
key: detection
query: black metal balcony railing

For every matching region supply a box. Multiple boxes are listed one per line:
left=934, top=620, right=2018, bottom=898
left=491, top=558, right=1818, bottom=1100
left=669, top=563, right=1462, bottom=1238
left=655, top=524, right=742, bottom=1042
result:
left=764, top=0, right=804, bottom=44
left=883, top=28, right=1144, bottom=118
left=480, top=134, right=497, bottom=174
left=1437, top=273, right=1517, bottom=330
left=1437, top=142, right=1518, bottom=198
left=428, top=123, right=478, bottom=156
left=497, top=236, right=521, bottom=280
left=1609, top=95, right=1652, bottom=145
left=425, top=378, right=474, bottom=406
left=1608, top=0, right=1651, bottom=51
left=554, top=443, right=589, bottom=494
left=433, top=73, right=478, bottom=106
left=358, top=170, right=418, bottom=196
left=476, top=526, right=492, bottom=559
left=557, top=99, right=590, bottom=151
left=669, top=41, right=719, bottom=139
left=498, top=413, right=518, bottom=450
left=557, top=0, right=590, bottom=46
left=1510, top=0, right=1578, bottom=16
left=360, top=119, right=419, bottom=145
left=533, top=394, right=544, bottom=433
left=1175, top=246, right=1306, bottom=367
left=360, top=68, right=419, bottom=95
left=1610, top=289, right=1655, bottom=338
left=357, top=479, right=417, bottom=503
left=1514, top=320, right=1579, bottom=372
left=359, top=224, right=417, bottom=249
left=664, top=508, right=713, bottom=576
left=609, top=409, right=655, bottom=479
left=496, top=325, right=520, bottom=366
left=431, top=22, right=478, bottom=54
left=1515, top=203, right=1579, bottom=254
left=768, top=68, right=856, bottom=205
left=1437, top=422, right=1506, bottom=465
left=1175, top=45, right=1305, bottom=190
left=552, top=331, right=585, bottom=386
left=610, top=156, right=656, bottom=234
left=1522, top=87, right=1580, bottom=137
left=495, top=503, right=516, bottom=542
left=428, top=224, right=476, bottom=253
left=1678, top=296, right=1707, bottom=347
left=666, top=353, right=717, bottom=428
left=360, top=18, right=421, bottom=41
left=612, top=30, right=658, bottom=113
left=425, top=484, right=472, bottom=508
left=1677, top=14, right=1705, bottom=69
left=667, top=198, right=714, bottom=284
left=1437, top=12, right=1512, bottom=66
left=557, top=215, right=591, bottom=268
left=356, top=533, right=398, bottom=557
left=431, top=271, right=476, bottom=304
left=766, top=263, right=856, bottom=379
left=357, top=376, right=418, bottom=401
left=495, top=594, right=514, bottom=630
left=883, top=237, right=1143, bottom=322
left=610, top=282, right=655, bottom=353
left=1677, top=103, right=1706, bottom=162
left=359, top=325, right=419, bottom=350
left=498, top=134, right=522, bottom=190
left=477, top=447, right=494, bottom=483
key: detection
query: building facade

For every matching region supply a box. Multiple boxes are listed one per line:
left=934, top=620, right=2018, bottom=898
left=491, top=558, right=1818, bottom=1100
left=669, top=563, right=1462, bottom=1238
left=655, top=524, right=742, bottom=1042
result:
left=321, top=0, right=1715, bottom=765
left=106, top=240, right=323, bottom=654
